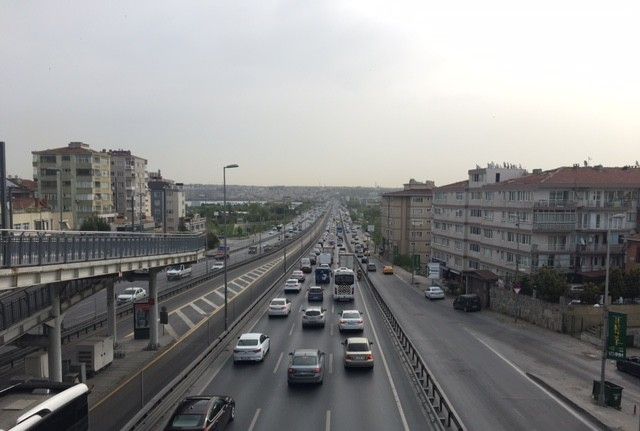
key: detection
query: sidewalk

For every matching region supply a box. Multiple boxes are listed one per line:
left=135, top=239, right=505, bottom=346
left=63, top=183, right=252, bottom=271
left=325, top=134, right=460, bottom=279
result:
left=371, top=253, right=640, bottom=430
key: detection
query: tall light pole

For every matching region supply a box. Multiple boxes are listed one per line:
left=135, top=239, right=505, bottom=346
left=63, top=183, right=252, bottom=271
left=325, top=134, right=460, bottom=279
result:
left=223, top=163, right=239, bottom=331
left=599, top=213, right=625, bottom=406
left=282, top=196, right=290, bottom=274
left=56, top=169, right=63, bottom=230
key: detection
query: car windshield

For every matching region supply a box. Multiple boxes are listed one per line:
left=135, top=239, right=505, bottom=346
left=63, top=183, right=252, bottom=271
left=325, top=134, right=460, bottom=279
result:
left=292, top=355, right=318, bottom=366
left=170, top=414, right=205, bottom=428
left=347, top=343, right=370, bottom=352
left=122, top=288, right=137, bottom=295
left=335, top=274, right=354, bottom=285
left=237, top=339, right=259, bottom=346
left=343, top=312, right=360, bottom=319
left=271, top=300, right=285, bottom=306
left=305, top=310, right=321, bottom=316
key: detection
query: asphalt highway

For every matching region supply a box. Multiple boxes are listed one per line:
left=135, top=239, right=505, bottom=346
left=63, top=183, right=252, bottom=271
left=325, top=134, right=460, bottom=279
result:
left=173, top=255, right=433, bottom=430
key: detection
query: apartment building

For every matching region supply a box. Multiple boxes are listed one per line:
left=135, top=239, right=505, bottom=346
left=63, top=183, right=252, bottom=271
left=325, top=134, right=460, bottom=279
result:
left=109, top=150, right=151, bottom=223
left=5, top=177, right=59, bottom=230
left=148, top=170, right=185, bottom=232
left=32, top=142, right=115, bottom=228
left=379, top=179, right=435, bottom=268
left=432, top=164, right=640, bottom=283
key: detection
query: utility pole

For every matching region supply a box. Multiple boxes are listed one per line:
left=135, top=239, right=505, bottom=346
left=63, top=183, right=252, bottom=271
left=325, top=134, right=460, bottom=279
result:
left=131, top=193, right=135, bottom=232
left=57, top=170, right=63, bottom=230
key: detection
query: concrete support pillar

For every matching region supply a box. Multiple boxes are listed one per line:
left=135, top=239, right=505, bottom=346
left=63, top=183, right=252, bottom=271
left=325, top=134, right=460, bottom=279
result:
left=47, top=286, right=63, bottom=382
left=106, top=280, right=117, bottom=348
left=148, top=268, right=160, bottom=350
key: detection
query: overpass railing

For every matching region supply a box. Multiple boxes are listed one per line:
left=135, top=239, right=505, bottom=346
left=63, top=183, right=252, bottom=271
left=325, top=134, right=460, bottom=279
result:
left=0, top=230, right=206, bottom=268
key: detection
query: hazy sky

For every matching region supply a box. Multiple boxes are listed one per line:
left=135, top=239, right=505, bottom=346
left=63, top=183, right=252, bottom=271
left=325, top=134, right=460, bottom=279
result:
left=2, top=1, right=639, bottom=187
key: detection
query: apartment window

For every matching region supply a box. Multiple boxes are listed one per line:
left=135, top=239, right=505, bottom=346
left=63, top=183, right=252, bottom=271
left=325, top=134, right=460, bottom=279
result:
left=484, top=192, right=493, bottom=200
left=469, top=260, right=479, bottom=269
left=411, top=197, right=424, bottom=203
left=547, top=255, right=555, bottom=267
left=455, top=209, right=463, bottom=218
left=483, top=229, right=493, bottom=238
left=470, top=226, right=481, bottom=235
left=483, top=210, right=493, bottom=220
left=455, top=224, right=463, bottom=233
left=471, top=191, right=481, bottom=200
left=39, top=155, right=57, bottom=163
left=470, top=209, right=481, bottom=217
left=469, top=243, right=480, bottom=252
left=472, top=173, right=481, bottom=182
left=456, top=192, right=464, bottom=200
left=549, top=190, right=569, bottom=203
left=61, top=155, right=71, bottom=161
left=595, top=214, right=601, bottom=228
left=454, top=240, right=462, bottom=250
left=506, top=253, right=514, bottom=263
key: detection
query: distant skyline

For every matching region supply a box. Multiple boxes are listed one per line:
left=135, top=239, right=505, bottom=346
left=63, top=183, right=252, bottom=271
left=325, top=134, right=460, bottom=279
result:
left=2, top=1, right=638, bottom=188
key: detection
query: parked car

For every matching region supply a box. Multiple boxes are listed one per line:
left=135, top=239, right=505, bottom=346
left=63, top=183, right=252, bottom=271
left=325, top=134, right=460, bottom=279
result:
left=616, top=356, right=640, bottom=378
left=287, top=349, right=325, bottom=385
left=284, top=279, right=301, bottom=293
left=383, top=265, right=394, bottom=275
left=268, top=298, right=292, bottom=317
left=425, top=286, right=445, bottom=300
left=165, top=395, right=235, bottom=430
left=342, top=337, right=374, bottom=369
left=117, top=287, right=146, bottom=305
left=453, top=294, right=481, bottom=312
left=292, top=270, right=306, bottom=282
left=233, top=333, right=270, bottom=363
left=338, top=310, right=364, bottom=332
left=248, top=246, right=258, bottom=254
left=307, top=286, right=324, bottom=302
left=302, top=306, right=326, bottom=328
left=367, top=263, right=376, bottom=272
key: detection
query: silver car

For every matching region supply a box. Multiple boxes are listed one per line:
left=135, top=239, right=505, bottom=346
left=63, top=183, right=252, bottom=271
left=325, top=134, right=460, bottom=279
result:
left=338, top=310, right=364, bottom=332
left=287, top=349, right=325, bottom=385
left=343, top=337, right=374, bottom=369
left=302, top=307, right=326, bottom=328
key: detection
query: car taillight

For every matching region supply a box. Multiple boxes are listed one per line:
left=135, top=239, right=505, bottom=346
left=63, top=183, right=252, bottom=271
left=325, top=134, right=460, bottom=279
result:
left=339, top=319, right=346, bottom=324
left=253, top=349, right=261, bottom=353
left=314, top=367, right=321, bottom=373
left=233, top=348, right=240, bottom=353
left=288, top=368, right=295, bottom=374
left=367, top=354, right=373, bottom=360
left=357, top=320, right=363, bottom=324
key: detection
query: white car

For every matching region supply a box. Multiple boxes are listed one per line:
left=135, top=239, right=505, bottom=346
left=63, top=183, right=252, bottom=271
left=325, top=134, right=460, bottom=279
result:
left=292, top=270, right=305, bottom=282
left=338, top=310, right=364, bottom=332
left=116, top=287, right=146, bottom=305
left=233, top=333, right=270, bottom=363
left=425, top=286, right=445, bottom=300
left=211, top=261, right=225, bottom=271
left=284, top=278, right=301, bottom=293
left=268, top=298, right=292, bottom=316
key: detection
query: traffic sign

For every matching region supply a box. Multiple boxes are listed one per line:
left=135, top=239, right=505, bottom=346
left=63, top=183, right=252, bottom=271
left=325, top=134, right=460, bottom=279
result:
left=513, top=287, right=521, bottom=294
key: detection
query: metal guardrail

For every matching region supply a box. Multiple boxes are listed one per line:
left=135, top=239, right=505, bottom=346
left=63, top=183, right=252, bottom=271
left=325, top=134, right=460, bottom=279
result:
left=0, top=229, right=206, bottom=268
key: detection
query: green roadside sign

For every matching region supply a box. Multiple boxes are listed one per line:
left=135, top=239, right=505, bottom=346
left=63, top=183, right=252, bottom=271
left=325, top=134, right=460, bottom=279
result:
left=607, top=312, right=627, bottom=360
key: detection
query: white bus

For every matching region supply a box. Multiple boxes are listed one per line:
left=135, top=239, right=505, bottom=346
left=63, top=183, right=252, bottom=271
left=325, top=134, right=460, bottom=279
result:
left=333, top=267, right=356, bottom=301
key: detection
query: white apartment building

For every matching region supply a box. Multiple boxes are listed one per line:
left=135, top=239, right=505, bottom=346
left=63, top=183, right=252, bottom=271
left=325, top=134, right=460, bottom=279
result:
left=432, top=164, right=640, bottom=283
left=109, top=150, right=152, bottom=223
left=380, top=179, right=435, bottom=268
left=32, top=142, right=115, bottom=228
left=148, top=170, right=186, bottom=232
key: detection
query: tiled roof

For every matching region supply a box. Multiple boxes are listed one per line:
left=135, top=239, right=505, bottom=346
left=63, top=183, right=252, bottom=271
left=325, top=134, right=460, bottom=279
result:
left=435, top=180, right=468, bottom=191
left=12, top=197, right=51, bottom=211
left=382, top=188, right=433, bottom=197
left=32, top=144, right=103, bottom=156
left=484, top=166, right=640, bottom=190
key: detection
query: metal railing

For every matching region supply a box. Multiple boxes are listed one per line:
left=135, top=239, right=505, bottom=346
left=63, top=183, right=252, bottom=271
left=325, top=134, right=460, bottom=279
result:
left=0, top=229, right=206, bottom=268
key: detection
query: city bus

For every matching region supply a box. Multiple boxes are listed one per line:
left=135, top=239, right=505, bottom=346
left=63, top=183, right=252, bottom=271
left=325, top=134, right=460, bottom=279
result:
left=333, top=267, right=356, bottom=301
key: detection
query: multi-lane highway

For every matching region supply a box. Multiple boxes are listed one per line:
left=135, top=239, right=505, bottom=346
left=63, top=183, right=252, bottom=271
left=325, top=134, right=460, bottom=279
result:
left=167, top=250, right=431, bottom=430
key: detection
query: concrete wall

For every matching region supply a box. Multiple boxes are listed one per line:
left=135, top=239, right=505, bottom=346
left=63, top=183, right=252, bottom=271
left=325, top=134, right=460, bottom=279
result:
left=489, top=287, right=564, bottom=332
left=565, top=304, right=640, bottom=335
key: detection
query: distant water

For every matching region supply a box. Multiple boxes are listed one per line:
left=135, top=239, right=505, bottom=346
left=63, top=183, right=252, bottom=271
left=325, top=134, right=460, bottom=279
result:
left=186, top=200, right=267, bottom=206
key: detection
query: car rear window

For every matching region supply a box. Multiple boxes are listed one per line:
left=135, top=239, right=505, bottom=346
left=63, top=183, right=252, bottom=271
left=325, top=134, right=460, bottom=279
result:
left=170, top=414, right=205, bottom=428
left=292, top=355, right=318, bottom=365
left=238, top=339, right=259, bottom=346
left=305, top=310, right=321, bottom=316
left=342, top=312, right=360, bottom=319
left=309, top=288, right=322, bottom=293
left=271, top=300, right=285, bottom=306
left=347, top=343, right=369, bottom=352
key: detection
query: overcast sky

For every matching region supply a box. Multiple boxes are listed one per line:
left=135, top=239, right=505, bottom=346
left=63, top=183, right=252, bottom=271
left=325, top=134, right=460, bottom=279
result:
left=2, top=1, right=639, bottom=187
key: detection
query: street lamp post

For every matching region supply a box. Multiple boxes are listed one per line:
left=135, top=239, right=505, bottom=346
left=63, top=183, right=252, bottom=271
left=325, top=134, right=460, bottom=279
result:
left=223, top=164, right=239, bottom=331
left=599, top=213, right=626, bottom=406
left=283, top=197, right=290, bottom=274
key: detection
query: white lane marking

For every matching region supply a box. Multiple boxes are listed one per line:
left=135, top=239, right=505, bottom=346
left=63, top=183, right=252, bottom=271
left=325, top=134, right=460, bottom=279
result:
left=331, top=304, right=335, bottom=314
left=325, top=410, right=331, bottom=431
left=299, top=305, right=303, bottom=312
left=248, top=408, right=261, bottom=431
left=175, top=309, right=195, bottom=329
left=357, top=286, right=410, bottom=431
left=273, top=352, right=284, bottom=374
left=214, top=290, right=225, bottom=300
left=330, top=324, right=334, bottom=336
left=464, top=328, right=600, bottom=431
left=241, top=275, right=255, bottom=283
left=200, top=297, right=219, bottom=309
left=189, top=302, right=207, bottom=315
left=289, top=322, right=295, bottom=336
left=164, top=323, right=178, bottom=339
left=234, top=278, right=249, bottom=287
left=329, top=353, right=333, bottom=374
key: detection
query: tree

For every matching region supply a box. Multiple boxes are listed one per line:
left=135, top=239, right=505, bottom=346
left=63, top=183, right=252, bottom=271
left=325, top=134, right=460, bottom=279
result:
left=80, top=215, right=111, bottom=231
left=624, top=268, right=640, bottom=300
left=531, top=267, right=567, bottom=302
left=580, top=283, right=602, bottom=304
left=608, top=268, right=626, bottom=301
left=178, top=219, right=188, bottom=232
left=206, top=232, right=219, bottom=250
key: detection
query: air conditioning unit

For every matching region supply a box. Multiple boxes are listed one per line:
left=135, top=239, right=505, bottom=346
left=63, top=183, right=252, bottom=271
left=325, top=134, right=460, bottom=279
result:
left=75, top=336, right=114, bottom=376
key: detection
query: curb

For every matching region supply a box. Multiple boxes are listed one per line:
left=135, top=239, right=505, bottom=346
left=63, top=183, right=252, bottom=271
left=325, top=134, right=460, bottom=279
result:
left=526, top=372, right=613, bottom=431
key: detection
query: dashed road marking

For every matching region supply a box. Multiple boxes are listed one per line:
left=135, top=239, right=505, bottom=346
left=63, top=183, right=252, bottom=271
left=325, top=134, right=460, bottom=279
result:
left=329, top=353, right=333, bottom=374
left=325, top=410, right=331, bottom=431
left=200, top=297, right=219, bottom=309
left=214, top=290, right=225, bottom=300
left=175, top=309, right=195, bottom=329
left=189, top=302, right=207, bottom=315
left=248, top=408, right=261, bottom=431
left=164, top=323, right=178, bottom=339
left=273, top=352, right=284, bottom=374
left=289, top=322, right=295, bottom=336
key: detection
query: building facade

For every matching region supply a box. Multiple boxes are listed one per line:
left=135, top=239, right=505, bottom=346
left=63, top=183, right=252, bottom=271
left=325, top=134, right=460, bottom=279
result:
left=432, top=164, right=640, bottom=283
left=109, top=150, right=151, bottom=223
left=148, top=170, right=185, bottom=232
left=32, top=142, right=115, bottom=228
left=379, top=179, right=435, bottom=268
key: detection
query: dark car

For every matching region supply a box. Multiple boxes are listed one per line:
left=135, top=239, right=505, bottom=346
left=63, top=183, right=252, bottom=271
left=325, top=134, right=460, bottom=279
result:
left=165, top=395, right=235, bottom=430
left=617, top=357, right=640, bottom=378
left=309, top=254, right=317, bottom=265
left=366, top=263, right=376, bottom=272
left=307, top=286, right=324, bottom=302
left=361, top=257, right=369, bottom=264
left=453, top=294, right=481, bottom=312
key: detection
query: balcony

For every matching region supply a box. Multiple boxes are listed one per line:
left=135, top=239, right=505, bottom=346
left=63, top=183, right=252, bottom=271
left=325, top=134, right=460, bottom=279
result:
left=532, top=222, right=576, bottom=232
left=576, top=200, right=633, bottom=210
left=533, top=200, right=577, bottom=210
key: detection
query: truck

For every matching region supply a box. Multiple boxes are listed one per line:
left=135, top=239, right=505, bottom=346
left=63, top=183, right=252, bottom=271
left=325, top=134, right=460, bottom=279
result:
left=338, top=253, right=356, bottom=272
left=318, top=252, right=333, bottom=266
left=213, top=245, right=230, bottom=260
left=166, top=264, right=192, bottom=280
left=315, top=264, right=332, bottom=285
